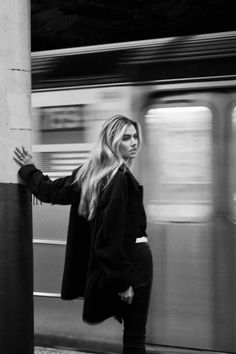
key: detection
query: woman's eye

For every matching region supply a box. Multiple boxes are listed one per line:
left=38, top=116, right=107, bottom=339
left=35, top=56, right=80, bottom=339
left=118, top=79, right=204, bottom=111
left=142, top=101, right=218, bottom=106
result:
left=122, top=134, right=138, bottom=141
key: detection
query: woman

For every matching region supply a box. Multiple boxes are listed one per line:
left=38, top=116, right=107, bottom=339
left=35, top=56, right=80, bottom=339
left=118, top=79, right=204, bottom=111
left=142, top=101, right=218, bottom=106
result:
left=14, top=115, right=153, bottom=354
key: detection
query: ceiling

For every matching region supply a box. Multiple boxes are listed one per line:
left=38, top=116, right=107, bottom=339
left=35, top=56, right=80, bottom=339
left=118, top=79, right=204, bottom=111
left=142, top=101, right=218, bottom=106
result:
left=31, top=0, right=236, bottom=51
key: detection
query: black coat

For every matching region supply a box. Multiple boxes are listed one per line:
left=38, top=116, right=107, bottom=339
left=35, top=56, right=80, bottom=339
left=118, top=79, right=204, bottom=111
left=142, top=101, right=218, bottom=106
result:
left=19, top=164, right=147, bottom=323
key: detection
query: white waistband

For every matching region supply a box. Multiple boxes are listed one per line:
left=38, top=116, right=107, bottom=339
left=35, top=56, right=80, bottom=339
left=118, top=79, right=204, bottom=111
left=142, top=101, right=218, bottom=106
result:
left=136, top=236, right=148, bottom=243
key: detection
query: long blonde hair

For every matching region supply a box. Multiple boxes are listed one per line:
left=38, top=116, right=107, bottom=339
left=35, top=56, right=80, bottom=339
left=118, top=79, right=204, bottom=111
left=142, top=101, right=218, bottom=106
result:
left=75, top=115, right=142, bottom=220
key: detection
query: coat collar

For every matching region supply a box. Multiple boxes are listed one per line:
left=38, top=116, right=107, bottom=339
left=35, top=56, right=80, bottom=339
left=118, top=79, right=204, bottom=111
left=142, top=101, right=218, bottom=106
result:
left=119, top=164, right=142, bottom=191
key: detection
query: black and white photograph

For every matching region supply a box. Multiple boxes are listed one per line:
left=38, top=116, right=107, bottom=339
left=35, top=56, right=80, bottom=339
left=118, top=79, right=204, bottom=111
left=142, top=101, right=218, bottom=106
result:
left=1, top=1, right=236, bottom=354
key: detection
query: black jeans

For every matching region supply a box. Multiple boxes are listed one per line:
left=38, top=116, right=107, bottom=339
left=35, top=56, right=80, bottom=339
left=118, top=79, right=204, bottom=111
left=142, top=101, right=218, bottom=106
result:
left=121, top=242, right=153, bottom=354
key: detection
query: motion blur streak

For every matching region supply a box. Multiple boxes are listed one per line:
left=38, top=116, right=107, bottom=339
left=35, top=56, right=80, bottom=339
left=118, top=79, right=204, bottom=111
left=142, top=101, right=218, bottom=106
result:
left=32, top=31, right=236, bottom=353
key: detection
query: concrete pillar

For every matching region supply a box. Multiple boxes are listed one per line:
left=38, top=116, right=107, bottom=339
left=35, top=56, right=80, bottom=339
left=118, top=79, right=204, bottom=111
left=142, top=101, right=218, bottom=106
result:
left=0, top=1, right=33, bottom=354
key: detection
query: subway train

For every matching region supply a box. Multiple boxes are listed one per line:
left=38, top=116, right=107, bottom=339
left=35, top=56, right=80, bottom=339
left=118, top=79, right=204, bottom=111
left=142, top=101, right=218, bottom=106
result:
left=31, top=31, right=236, bottom=353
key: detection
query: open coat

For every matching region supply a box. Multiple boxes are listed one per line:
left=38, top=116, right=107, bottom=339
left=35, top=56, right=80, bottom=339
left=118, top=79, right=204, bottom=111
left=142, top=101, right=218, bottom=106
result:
left=19, top=164, right=147, bottom=323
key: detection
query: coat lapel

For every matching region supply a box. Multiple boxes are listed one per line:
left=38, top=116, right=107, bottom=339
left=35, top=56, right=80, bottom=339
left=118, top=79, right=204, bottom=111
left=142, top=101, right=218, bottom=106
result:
left=124, top=166, right=142, bottom=191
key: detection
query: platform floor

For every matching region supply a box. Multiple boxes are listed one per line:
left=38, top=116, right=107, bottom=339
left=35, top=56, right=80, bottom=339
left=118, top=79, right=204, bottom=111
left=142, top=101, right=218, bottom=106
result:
left=35, top=345, right=231, bottom=354
left=35, top=348, right=91, bottom=354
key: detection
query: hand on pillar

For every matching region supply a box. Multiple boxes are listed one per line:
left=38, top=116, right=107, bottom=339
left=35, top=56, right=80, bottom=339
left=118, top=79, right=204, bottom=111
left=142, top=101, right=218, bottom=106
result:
left=13, top=146, right=34, bottom=167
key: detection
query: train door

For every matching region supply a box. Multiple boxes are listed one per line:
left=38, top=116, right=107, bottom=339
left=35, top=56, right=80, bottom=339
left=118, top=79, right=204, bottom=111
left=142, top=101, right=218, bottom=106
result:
left=142, top=91, right=236, bottom=352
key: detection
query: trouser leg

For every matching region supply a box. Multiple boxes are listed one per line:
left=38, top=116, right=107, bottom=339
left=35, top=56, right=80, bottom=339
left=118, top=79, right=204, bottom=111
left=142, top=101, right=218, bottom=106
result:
left=122, top=283, right=152, bottom=354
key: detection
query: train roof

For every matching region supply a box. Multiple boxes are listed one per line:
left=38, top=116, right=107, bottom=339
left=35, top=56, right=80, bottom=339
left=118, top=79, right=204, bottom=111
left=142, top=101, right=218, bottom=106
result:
left=32, top=31, right=236, bottom=90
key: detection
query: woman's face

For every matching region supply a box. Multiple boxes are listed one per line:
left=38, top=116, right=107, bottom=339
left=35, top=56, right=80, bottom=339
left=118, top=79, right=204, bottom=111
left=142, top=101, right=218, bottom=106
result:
left=119, top=124, right=139, bottom=161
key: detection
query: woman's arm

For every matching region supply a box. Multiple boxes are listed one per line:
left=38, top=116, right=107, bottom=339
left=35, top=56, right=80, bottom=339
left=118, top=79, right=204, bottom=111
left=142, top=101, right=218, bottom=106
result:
left=13, top=146, right=80, bottom=205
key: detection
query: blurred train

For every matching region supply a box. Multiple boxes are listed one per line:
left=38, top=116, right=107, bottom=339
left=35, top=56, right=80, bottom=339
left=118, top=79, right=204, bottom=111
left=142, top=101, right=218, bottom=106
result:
left=32, top=31, right=236, bottom=353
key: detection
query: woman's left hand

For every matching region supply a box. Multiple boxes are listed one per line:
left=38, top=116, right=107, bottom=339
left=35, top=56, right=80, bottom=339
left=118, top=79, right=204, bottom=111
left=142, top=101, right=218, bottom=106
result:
left=13, top=146, right=34, bottom=167
left=118, top=286, right=134, bottom=305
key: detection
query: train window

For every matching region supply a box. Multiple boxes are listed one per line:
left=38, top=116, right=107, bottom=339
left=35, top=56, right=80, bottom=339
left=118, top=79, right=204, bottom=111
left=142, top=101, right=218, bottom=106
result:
left=33, top=105, right=86, bottom=145
left=32, top=105, right=92, bottom=179
left=144, top=106, right=213, bottom=222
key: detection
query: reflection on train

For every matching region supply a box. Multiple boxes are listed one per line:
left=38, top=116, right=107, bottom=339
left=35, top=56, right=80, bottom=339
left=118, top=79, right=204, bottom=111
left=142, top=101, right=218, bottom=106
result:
left=32, top=31, right=236, bottom=353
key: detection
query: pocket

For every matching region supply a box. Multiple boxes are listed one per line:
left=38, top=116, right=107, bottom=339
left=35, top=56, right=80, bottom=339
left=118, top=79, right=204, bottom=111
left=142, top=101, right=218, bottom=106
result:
left=130, top=244, right=153, bottom=288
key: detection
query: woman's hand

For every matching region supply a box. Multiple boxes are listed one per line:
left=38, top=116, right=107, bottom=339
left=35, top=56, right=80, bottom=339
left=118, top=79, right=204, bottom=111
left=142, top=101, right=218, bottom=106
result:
left=118, top=286, right=134, bottom=305
left=13, top=146, right=34, bottom=167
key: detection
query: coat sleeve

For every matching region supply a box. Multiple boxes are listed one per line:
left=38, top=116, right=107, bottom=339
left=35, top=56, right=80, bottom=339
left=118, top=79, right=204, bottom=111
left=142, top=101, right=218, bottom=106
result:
left=102, top=172, right=132, bottom=292
left=18, top=164, right=80, bottom=205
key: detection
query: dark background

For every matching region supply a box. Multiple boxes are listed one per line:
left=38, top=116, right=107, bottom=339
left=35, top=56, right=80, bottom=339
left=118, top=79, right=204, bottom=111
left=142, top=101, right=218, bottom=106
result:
left=31, top=0, right=236, bottom=52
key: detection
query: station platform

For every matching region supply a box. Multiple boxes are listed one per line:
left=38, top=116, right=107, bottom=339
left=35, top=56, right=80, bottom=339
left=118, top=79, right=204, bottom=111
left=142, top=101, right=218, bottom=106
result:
left=34, top=346, right=230, bottom=354
left=35, top=345, right=231, bottom=354
left=35, top=348, right=91, bottom=354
